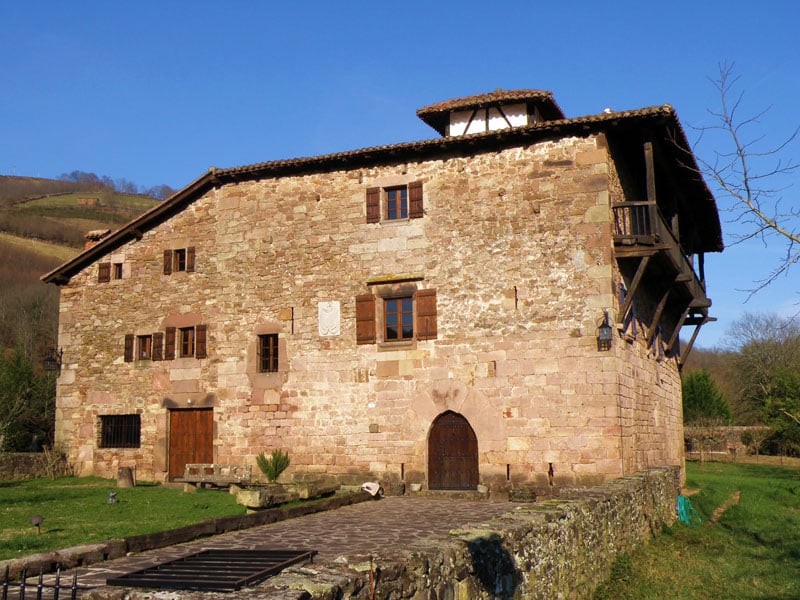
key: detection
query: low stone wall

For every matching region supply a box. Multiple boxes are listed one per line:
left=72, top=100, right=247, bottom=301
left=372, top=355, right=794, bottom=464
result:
left=265, top=466, right=681, bottom=599
left=0, top=453, right=48, bottom=480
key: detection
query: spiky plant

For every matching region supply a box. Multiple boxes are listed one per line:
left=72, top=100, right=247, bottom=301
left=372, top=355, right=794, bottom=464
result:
left=255, top=449, right=290, bottom=483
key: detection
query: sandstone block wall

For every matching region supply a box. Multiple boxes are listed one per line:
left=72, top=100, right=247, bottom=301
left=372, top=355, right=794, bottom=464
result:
left=53, top=132, right=684, bottom=487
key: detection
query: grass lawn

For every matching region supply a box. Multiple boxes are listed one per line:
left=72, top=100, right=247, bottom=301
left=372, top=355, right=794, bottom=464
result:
left=0, top=477, right=246, bottom=561
left=594, top=461, right=800, bottom=600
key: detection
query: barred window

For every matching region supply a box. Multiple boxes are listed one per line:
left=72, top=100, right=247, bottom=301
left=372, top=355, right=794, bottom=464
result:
left=258, top=334, right=279, bottom=373
left=99, top=414, right=141, bottom=448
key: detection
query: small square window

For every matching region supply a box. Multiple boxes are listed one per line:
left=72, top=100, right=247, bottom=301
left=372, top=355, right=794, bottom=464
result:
left=99, top=414, right=141, bottom=448
left=384, top=297, right=414, bottom=341
left=137, top=335, right=152, bottom=360
left=258, top=334, right=279, bottom=373
left=179, top=327, right=195, bottom=357
left=113, top=263, right=123, bottom=279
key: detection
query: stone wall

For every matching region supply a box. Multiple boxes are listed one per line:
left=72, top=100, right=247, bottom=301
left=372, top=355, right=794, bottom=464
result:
left=0, top=453, right=49, bottom=480
left=52, top=130, right=684, bottom=488
left=258, top=467, right=683, bottom=599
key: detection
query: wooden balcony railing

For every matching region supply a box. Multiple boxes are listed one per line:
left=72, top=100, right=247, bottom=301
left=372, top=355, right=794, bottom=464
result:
left=612, top=201, right=708, bottom=299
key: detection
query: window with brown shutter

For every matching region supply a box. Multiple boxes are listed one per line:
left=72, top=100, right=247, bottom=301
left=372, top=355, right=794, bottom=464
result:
left=409, top=181, right=424, bottom=219
left=163, top=250, right=173, bottom=275
left=165, top=327, right=176, bottom=360
left=416, top=289, right=438, bottom=340
left=366, top=182, right=424, bottom=222
left=195, top=324, right=207, bottom=358
left=124, top=334, right=134, bottom=362
left=366, top=187, right=380, bottom=223
left=113, top=263, right=123, bottom=279
left=356, top=294, right=376, bottom=344
left=98, top=262, right=111, bottom=283
left=164, top=248, right=195, bottom=274
left=153, top=332, right=164, bottom=361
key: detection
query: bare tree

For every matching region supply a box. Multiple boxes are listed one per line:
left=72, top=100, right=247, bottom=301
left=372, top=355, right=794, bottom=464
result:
left=694, top=62, right=800, bottom=296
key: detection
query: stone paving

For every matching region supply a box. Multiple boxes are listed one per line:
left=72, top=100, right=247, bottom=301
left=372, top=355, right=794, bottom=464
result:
left=27, top=495, right=523, bottom=598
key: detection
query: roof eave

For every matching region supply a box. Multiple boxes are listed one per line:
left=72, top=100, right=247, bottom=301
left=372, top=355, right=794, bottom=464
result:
left=41, top=171, right=217, bottom=285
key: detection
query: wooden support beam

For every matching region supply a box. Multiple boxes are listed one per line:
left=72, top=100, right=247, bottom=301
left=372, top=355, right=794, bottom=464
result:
left=646, top=284, right=672, bottom=348
left=666, top=305, right=692, bottom=354
left=644, top=140, right=659, bottom=233
left=679, top=322, right=704, bottom=370
left=619, top=255, right=650, bottom=323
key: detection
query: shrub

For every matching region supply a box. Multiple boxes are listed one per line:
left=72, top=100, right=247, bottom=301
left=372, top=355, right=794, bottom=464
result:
left=256, top=449, right=290, bottom=483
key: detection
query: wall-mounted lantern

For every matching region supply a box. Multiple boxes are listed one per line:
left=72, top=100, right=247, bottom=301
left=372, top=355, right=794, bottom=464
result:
left=43, top=348, right=63, bottom=374
left=597, top=312, right=613, bottom=351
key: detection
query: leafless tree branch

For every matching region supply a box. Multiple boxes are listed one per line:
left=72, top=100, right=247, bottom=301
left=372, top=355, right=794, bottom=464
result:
left=692, top=61, right=800, bottom=299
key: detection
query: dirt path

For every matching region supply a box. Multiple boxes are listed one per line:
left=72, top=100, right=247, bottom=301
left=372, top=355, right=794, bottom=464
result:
left=710, top=490, right=741, bottom=524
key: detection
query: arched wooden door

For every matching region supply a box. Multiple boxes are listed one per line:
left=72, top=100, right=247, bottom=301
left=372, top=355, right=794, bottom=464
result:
left=428, top=411, right=479, bottom=490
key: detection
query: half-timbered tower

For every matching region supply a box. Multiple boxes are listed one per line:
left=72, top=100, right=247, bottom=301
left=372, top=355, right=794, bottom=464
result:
left=43, top=89, right=722, bottom=490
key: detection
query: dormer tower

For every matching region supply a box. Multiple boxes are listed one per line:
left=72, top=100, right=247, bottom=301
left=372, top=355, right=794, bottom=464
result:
left=416, top=89, right=565, bottom=137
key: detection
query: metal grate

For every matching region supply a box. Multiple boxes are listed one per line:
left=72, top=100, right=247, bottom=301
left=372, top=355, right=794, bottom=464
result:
left=106, top=549, right=315, bottom=591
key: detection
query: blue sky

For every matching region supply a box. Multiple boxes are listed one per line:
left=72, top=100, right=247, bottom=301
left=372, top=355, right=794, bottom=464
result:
left=2, top=1, right=798, bottom=348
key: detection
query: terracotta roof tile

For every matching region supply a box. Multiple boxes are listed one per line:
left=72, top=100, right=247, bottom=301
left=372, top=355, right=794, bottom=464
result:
left=416, top=89, right=559, bottom=116
left=42, top=103, right=721, bottom=285
left=416, top=89, right=566, bottom=135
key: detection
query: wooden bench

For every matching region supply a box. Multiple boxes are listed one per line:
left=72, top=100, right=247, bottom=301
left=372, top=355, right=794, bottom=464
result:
left=175, top=464, right=252, bottom=488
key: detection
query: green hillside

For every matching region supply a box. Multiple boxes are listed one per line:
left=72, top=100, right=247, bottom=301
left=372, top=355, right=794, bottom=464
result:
left=0, top=191, right=158, bottom=249
left=0, top=180, right=160, bottom=359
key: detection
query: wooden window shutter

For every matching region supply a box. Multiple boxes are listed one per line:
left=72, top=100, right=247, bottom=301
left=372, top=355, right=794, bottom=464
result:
left=98, top=262, right=111, bottom=283
left=163, top=250, right=172, bottom=275
left=195, top=324, right=207, bottom=358
left=356, top=294, right=376, bottom=344
left=124, top=334, right=134, bottom=362
left=165, top=327, right=176, bottom=360
left=366, top=187, right=380, bottom=223
left=409, top=181, right=424, bottom=219
left=186, top=247, right=196, bottom=272
left=416, top=288, right=438, bottom=340
left=152, top=332, right=164, bottom=361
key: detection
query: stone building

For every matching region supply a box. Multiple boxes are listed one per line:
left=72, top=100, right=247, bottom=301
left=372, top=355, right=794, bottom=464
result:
left=43, top=89, right=722, bottom=490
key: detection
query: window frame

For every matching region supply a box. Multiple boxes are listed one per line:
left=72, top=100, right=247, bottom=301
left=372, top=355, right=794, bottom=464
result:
left=179, top=326, right=195, bottom=358
left=385, top=186, right=409, bottom=221
left=137, top=334, right=153, bottom=360
left=99, top=414, right=141, bottom=449
left=113, top=263, right=123, bottom=280
left=257, top=333, right=279, bottom=373
left=384, top=296, right=414, bottom=341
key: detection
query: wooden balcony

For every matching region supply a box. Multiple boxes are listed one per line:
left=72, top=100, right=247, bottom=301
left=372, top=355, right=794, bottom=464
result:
left=612, top=200, right=712, bottom=360
left=614, top=201, right=708, bottom=303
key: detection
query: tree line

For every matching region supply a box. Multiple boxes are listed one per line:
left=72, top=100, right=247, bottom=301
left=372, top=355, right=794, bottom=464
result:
left=57, top=170, right=175, bottom=200
left=683, top=313, right=800, bottom=456
left=0, top=172, right=175, bottom=207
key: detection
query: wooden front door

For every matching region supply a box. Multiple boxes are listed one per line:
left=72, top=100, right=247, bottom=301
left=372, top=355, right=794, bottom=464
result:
left=428, top=411, right=479, bottom=490
left=168, top=408, right=213, bottom=481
